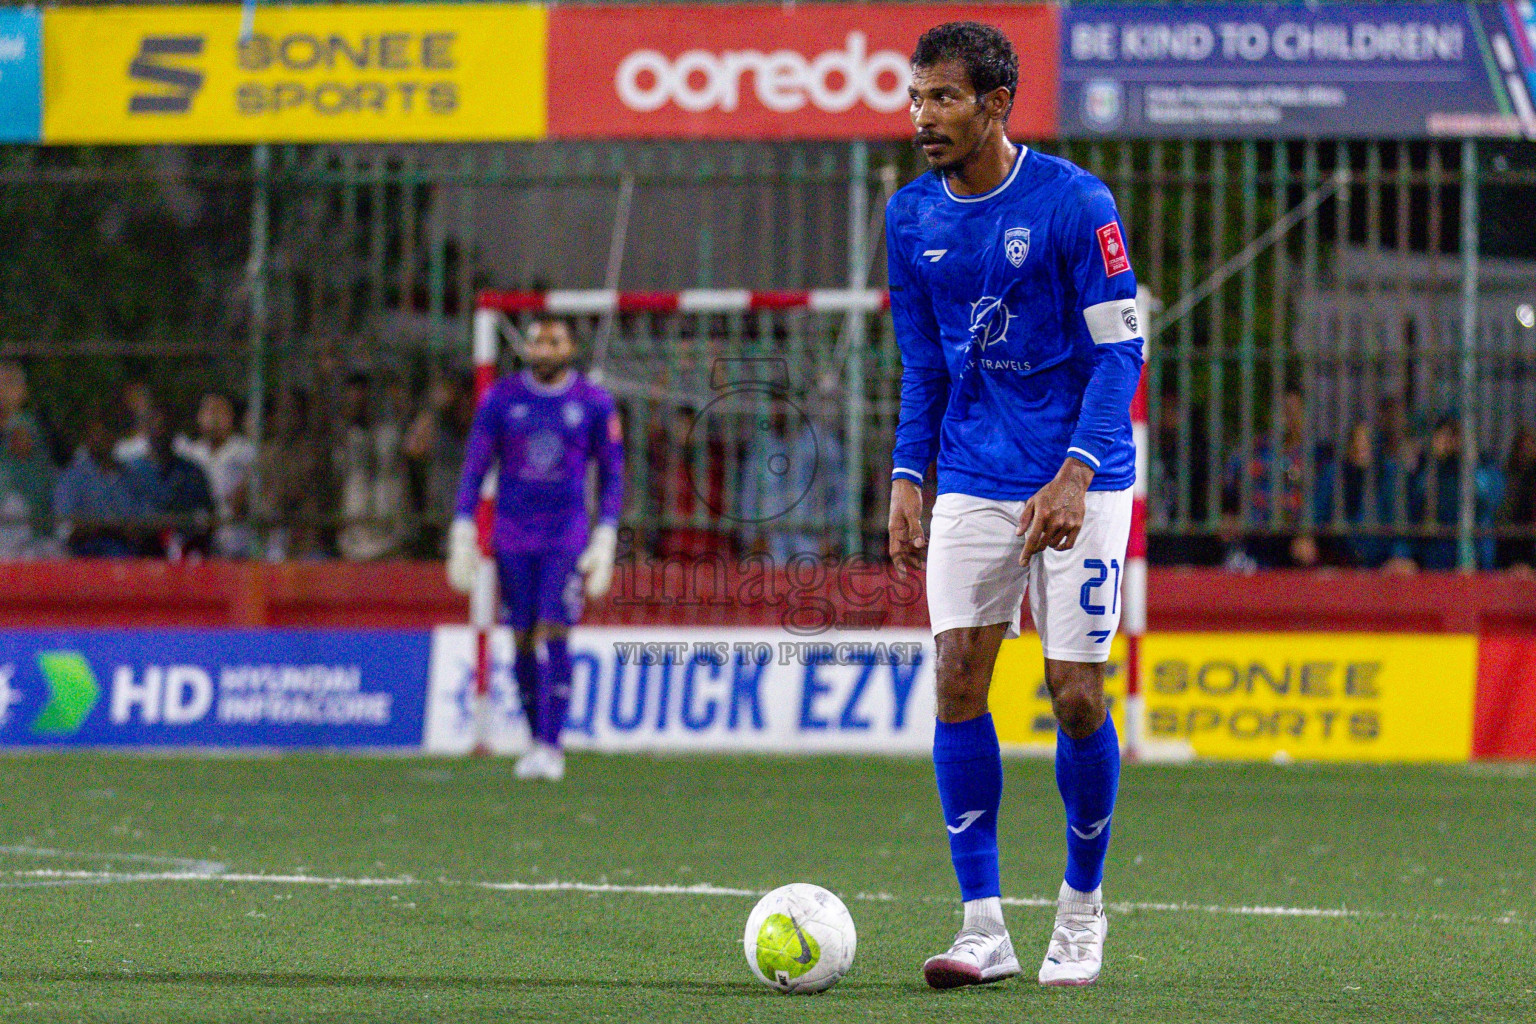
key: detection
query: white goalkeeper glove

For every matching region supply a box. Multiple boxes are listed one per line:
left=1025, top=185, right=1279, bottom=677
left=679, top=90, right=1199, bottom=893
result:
left=576, top=524, right=618, bottom=598
left=446, top=517, right=480, bottom=595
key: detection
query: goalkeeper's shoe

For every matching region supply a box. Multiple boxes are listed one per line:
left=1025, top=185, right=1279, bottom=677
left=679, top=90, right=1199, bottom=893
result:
left=1038, top=881, right=1107, bottom=986
left=922, top=928, right=1020, bottom=989
left=515, top=742, right=565, bottom=782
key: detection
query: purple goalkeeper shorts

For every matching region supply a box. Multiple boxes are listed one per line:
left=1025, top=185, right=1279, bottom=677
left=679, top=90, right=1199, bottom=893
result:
left=496, top=550, right=585, bottom=631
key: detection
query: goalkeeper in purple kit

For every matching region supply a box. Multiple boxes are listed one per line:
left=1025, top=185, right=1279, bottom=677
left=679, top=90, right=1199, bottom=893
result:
left=448, top=318, right=624, bottom=781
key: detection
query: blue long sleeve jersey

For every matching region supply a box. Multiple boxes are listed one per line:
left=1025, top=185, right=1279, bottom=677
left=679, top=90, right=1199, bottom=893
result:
left=887, top=146, right=1143, bottom=499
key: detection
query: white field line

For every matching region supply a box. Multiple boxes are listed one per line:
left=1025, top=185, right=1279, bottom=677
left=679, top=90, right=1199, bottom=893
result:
left=0, top=844, right=225, bottom=875
left=0, top=866, right=1526, bottom=927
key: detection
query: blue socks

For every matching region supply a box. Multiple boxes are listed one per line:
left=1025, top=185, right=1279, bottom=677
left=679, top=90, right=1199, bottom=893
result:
left=514, top=646, right=540, bottom=738
left=933, top=713, right=1004, bottom=902
left=537, top=636, right=573, bottom=749
left=1055, top=716, right=1121, bottom=893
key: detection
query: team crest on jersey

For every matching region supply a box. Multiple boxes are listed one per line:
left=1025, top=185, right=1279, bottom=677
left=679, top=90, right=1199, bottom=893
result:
left=969, top=296, right=1013, bottom=350
left=1004, top=227, right=1030, bottom=268
left=562, top=401, right=584, bottom=428
left=511, top=404, right=528, bottom=419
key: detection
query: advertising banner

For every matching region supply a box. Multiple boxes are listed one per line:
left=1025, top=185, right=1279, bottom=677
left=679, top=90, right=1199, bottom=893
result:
left=1060, top=3, right=1534, bottom=138
left=42, top=4, right=546, bottom=143
left=0, top=630, right=430, bottom=748
left=1473, top=632, right=1536, bottom=759
left=546, top=4, right=1057, bottom=140
left=0, top=8, right=40, bottom=142
left=1140, top=632, right=1476, bottom=762
left=991, top=634, right=1128, bottom=750
left=424, top=626, right=936, bottom=754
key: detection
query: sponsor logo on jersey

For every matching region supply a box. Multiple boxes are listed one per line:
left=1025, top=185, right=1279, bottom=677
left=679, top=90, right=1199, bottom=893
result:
left=922, top=249, right=947, bottom=262
left=511, top=403, right=528, bottom=419
left=562, top=401, right=584, bottom=428
left=1004, top=226, right=1030, bottom=267
left=525, top=429, right=564, bottom=474
left=968, top=296, right=1013, bottom=350
left=1096, top=222, right=1130, bottom=277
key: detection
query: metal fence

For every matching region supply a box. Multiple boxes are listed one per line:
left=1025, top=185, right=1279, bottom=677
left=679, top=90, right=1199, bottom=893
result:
left=0, top=137, right=1533, bottom=566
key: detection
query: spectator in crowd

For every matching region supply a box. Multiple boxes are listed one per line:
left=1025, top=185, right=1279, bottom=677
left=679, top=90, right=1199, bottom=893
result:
left=53, top=406, right=140, bottom=557
left=1406, top=415, right=1501, bottom=571
left=649, top=404, right=731, bottom=559
left=179, top=391, right=256, bottom=558
left=1496, top=427, right=1536, bottom=570
left=334, top=371, right=407, bottom=561
left=1318, top=418, right=1412, bottom=569
left=404, top=370, right=476, bottom=558
left=255, top=388, right=329, bottom=560
left=125, top=405, right=213, bottom=559
left=1221, top=388, right=1323, bottom=570
left=0, top=361, right=43, bottom=449
left=1147, top=385, right=1221, bottom=566
left=0, top=362, right=56, bottom=558
left=738, top=398, right=846, bottom=561
left=113, top=378, right=155, bottom=464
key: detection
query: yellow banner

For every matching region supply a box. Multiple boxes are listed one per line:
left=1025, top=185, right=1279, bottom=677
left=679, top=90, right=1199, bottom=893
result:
left=43, top=4, right=546, bottom=143
left=991, top=635, right=1129, bottom=749
left=1140, top=633, right=1476, bottom=762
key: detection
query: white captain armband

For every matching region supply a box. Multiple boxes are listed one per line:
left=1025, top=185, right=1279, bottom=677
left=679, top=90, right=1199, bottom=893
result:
left=1082, top=299, right=1143, bottom=346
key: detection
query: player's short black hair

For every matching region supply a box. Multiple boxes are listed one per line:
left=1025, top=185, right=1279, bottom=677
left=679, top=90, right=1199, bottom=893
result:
left=528, top=315, right=576, bottom=340
left=911, top=22, right=1018, bottom=116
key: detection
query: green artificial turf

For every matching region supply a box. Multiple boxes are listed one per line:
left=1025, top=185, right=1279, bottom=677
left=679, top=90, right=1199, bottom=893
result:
left=0, top=753, right=1532, bottom=1023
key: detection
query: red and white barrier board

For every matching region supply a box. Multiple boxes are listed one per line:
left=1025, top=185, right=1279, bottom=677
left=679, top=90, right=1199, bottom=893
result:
left=546, top=4, right=1058, bottom=140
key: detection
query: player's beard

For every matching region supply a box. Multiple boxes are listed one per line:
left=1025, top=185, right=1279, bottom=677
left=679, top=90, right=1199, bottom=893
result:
left=918, top=123, right=987, bottom=176
left=526, top=356, right=573, bottom=384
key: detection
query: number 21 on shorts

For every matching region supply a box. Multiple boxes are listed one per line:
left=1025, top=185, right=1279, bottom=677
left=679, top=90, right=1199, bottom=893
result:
left=1080, top=558, right=1120, bottom=644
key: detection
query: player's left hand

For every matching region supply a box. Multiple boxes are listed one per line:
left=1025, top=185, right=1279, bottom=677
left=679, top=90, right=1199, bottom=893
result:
left=578, top=524, right=619, bottom=598
left=1017, top=458, right=1095, bottom=563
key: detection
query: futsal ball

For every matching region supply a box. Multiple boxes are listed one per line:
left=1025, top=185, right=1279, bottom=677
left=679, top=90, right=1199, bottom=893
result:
left=743, top=883, right=856, bottom=994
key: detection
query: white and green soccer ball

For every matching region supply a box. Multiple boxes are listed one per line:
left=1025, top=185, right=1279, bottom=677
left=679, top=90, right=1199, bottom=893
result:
left=743, top=883, right=856, bottom=994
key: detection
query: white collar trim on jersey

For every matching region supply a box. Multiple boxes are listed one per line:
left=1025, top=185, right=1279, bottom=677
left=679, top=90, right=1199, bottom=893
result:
left=520, top=369, right=577, bottom=396
left=941, top=144, right=1029, bottom=204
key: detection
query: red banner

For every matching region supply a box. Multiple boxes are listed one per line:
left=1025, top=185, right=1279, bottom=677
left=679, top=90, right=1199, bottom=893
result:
left=1474, top=632, right=1536, bottom=759
left=547, top=4, right=1058, bottom=140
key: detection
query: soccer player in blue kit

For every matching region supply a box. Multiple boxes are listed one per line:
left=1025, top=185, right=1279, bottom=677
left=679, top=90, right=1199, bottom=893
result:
left=885, top=23, right=1144, bottom=988
left=448, top=317, right=624, bottom=781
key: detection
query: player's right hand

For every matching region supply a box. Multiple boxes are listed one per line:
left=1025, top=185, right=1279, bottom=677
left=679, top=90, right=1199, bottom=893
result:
left=446, top=517, right=480, bottom=594
left=888, top=478, right=927, bottom=576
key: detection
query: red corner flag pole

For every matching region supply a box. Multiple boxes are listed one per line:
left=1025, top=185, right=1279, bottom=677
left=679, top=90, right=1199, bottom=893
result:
left=469, top=307, right=500, bottom=756
left=1123, top=359, right=1149, bottom=762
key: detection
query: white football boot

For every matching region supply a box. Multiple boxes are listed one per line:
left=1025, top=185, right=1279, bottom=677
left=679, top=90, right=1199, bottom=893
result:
left=513, top=746, right=543, bottom=780
left=1038, top=881, right=1107, bottom=986
left=922, top=929, right=1022, bottom=989
left=536, top=745, right=565, bottom=781
left=514, top=742, right=563, bottom=781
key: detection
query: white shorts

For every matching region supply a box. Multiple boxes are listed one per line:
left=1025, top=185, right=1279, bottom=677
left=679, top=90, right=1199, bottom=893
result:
left=925, top=488, right=1134, bottom=663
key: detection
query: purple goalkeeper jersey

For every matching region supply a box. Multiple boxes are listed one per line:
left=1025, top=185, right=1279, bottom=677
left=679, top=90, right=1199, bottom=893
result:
left=454, top=370, right=624, bottom=554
